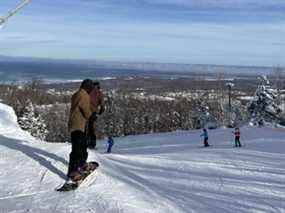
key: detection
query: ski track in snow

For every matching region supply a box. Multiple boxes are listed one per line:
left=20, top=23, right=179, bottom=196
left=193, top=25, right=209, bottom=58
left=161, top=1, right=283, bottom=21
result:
left=0, top=103, right=285, bottom=213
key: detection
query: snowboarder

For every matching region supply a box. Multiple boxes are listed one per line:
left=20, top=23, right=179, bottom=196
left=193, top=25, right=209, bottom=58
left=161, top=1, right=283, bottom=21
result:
left=233, top=127, right=242, bottom=147
left=88, top=81, right=105, bottom=149
left=106, top=136, right=114, bottom=153
left=67, top=79, right=98, bottom=181
left=200, top=128, right=210, bottom=147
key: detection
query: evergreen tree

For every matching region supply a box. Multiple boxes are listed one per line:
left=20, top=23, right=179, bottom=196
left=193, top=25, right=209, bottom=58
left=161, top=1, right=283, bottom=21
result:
left=248, top=75, right=282, bottom=126
left=18, top=100, right=48, bottom=140
left=196, top=100, right=218, bottom=129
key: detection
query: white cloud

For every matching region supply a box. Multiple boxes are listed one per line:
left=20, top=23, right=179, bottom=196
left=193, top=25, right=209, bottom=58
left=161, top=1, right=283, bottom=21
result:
left=0, top=0, right=284, bottom=66
left=147, top=0, right=284, bottom=8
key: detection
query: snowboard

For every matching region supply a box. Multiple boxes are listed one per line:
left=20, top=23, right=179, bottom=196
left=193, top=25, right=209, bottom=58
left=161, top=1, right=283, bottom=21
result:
left=56, top=161, right=99, bottom=192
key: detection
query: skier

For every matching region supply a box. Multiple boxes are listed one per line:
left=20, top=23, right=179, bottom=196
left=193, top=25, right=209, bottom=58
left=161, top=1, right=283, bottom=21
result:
left=233, top=127, right=242, bottom=147
left=106, top=136, right=114, bottom=153
left=200, top=128, right=210, bottom=147
left=88, top=81, right=105, bottom=149
left=67, top=79, right=98, bottom=181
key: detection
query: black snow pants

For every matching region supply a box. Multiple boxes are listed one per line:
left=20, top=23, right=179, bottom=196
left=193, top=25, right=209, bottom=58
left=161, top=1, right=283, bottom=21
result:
left=67, top=130, right=88, bottom=176
left=87, top=119, right=97, bottom=149
left=235, top=136, right=241, bottom=147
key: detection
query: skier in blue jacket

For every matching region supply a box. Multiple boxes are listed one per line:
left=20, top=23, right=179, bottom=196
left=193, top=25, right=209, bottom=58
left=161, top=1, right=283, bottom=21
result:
left=200, top=128, right=210, bottom=147
left=106, top=136, right=114, bottom=153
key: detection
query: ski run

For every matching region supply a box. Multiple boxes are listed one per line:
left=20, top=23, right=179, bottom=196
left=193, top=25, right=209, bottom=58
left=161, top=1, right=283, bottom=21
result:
left=0, top=102, right=285, bottom=213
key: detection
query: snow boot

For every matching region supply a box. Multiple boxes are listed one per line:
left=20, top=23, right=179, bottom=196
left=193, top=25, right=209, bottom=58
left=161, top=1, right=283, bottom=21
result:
left=81, top=162, right=99, bottom=174
left=68, top=170, right=84, bottom=182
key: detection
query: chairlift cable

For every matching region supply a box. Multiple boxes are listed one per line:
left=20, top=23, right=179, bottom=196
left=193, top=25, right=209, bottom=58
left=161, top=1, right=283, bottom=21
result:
left=0, top=0, right=31, bottom=26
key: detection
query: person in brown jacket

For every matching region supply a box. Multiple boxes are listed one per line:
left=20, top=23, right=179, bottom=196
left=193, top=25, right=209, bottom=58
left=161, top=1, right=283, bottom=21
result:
left=87, top=81, right=105, bottom=149
left=67, top=79, right=97, bottom=179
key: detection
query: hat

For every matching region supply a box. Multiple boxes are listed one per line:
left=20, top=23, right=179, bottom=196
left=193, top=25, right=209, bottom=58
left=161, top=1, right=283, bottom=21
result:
left=81, top=79, right=94, bottom=91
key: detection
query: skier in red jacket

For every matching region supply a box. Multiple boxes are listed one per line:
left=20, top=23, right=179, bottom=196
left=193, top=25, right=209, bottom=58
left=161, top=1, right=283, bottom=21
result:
left=233, top=127, right=242, bottom=147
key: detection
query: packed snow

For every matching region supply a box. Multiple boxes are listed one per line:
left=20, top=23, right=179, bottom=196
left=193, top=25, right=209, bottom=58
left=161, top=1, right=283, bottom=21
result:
left=0, top=103, right=285, bottom=213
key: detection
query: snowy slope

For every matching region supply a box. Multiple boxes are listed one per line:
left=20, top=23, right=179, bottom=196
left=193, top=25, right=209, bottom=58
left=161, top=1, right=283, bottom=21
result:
left=0, top=103, right=285, bottom=213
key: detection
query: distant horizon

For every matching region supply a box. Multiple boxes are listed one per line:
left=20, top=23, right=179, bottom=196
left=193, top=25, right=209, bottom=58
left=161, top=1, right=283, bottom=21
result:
left=0, top=0, right=284, bottom=67
left=0, top=53, right=281, bottom=86
left=0, top=54, right=284, bottom=69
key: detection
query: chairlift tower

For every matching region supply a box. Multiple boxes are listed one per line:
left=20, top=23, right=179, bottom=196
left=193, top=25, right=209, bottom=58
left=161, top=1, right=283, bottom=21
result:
left=226, top=82, right=234, bottom=127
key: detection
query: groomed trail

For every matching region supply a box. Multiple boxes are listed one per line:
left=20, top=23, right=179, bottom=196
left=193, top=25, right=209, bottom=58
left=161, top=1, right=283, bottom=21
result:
left=0, top=103, right=285, bottom=213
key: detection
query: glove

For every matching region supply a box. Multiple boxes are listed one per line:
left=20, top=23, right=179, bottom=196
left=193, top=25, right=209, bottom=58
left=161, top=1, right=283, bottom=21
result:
left=98, top=106, right=105, bottom=115
left=90, top=112, right=98, bottom=121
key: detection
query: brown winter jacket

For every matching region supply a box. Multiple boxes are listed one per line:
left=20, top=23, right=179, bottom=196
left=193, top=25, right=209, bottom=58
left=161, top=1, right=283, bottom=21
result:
left=68, top=88, right=92, bottom=133
left=90, top=89, right=105, bottom=114
left=89, top=89, right=105, bottom=133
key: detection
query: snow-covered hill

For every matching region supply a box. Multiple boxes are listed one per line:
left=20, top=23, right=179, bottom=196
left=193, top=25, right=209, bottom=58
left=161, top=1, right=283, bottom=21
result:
left=0, top=103, right=285, bottom=213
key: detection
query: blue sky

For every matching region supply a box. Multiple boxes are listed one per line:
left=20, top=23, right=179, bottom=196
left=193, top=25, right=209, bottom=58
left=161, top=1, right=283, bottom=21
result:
left=0, top=0, right=284, bottom=66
